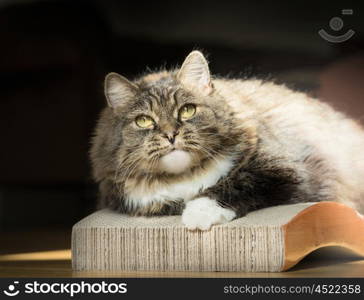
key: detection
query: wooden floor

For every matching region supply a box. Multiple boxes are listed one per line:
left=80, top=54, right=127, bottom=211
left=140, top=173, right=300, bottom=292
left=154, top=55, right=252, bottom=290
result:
left=1, top=229, right=364, bottom=277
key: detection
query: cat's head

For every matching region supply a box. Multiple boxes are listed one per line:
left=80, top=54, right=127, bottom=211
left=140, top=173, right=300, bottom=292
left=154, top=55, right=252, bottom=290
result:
left=102, top=51, right=242, bottom=180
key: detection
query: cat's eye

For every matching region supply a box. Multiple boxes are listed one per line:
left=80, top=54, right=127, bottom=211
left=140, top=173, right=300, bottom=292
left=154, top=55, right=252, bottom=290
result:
left=179, top=104, right=196, bottom=120
left=135, top=115, right=155, bottom=128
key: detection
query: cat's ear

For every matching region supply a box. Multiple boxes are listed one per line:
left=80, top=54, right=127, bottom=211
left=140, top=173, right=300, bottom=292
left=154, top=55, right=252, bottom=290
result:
left=177, top=51, right=212, bottom=95
left=104, top=72, right=138, bottom=108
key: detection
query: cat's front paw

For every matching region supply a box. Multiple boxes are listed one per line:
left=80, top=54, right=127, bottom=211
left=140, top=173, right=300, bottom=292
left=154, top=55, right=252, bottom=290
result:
left=182, top=197, right=236, bottom=231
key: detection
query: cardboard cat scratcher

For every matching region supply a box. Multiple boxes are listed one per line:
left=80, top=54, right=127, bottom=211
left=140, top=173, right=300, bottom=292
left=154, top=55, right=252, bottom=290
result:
left=72, top=202, right=364, bottom=272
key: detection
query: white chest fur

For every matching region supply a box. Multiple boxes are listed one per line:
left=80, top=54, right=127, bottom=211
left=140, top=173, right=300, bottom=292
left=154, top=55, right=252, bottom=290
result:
left=124, top=157, right=234, bottom=209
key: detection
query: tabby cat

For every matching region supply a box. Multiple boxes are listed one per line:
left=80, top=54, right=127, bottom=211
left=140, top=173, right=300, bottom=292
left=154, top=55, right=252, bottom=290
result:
left=90, top=51, right=364, bottom=230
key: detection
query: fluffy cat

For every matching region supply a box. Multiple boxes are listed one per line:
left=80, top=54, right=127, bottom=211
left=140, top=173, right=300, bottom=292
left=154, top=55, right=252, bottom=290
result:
left=90, top=50, right=364, bottom=230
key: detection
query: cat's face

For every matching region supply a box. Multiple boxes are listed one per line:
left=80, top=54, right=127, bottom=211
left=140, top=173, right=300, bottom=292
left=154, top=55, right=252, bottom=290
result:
left=116, top=85, right=234, bottom=175
left=104, top=52, right=240, bottom=179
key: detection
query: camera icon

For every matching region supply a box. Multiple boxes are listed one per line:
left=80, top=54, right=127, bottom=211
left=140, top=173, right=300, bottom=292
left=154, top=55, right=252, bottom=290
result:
left=319, top=9, right=355, bottom=43
left=3, top=281, right=20, bottom=297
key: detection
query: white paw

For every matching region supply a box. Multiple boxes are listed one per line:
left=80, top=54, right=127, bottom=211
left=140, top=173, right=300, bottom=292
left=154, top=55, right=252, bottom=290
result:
left=182, top=197, right=236, bottom=231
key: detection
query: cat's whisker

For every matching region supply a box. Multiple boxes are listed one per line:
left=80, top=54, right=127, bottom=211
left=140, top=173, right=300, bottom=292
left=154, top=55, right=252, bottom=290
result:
left=193, top=141, right=228, bottom=158
left=116, top=160, right=137, bottom=183
left=123, top=160, right=142, bottom=190
left=185, top=143, right=222, bottom=165
left=115, top=151, right=145, bottom=188
left=194, top=132, right=240, bottom=144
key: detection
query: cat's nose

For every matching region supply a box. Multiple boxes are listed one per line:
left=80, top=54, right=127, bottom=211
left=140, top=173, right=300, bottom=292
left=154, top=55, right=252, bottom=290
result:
left=163, top=131, right=179, bottom=144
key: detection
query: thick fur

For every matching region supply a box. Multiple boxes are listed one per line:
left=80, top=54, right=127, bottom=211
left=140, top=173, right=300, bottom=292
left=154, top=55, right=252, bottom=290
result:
left=90, top=51, right=364, bottom=229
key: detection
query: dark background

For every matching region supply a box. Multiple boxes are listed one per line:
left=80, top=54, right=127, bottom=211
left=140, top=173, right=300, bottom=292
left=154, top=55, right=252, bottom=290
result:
left=0, top=0, right=363, bottom=232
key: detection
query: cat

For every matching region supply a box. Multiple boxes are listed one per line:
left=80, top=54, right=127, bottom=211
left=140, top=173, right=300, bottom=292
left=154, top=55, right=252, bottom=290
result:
left=90, top=50, right=364, bottom=230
